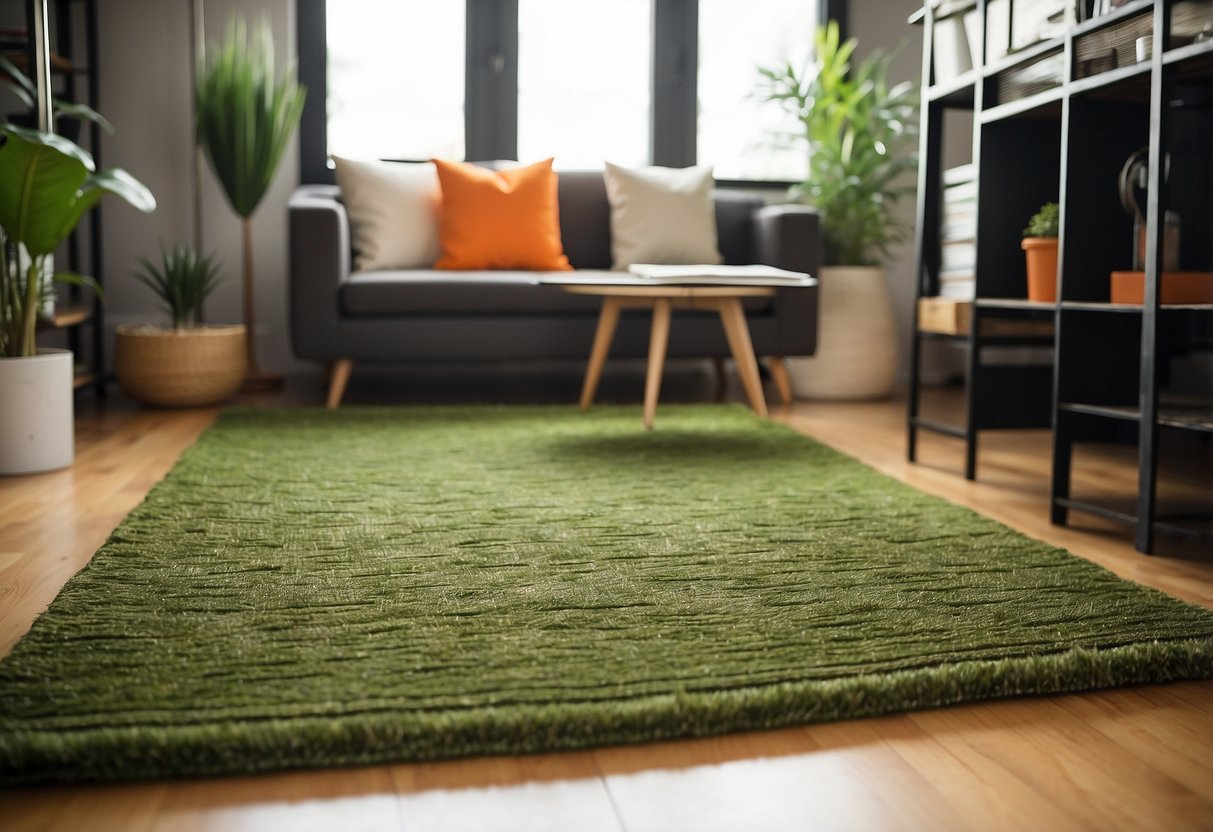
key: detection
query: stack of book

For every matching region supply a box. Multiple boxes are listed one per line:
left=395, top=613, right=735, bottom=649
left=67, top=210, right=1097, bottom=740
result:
left=939, top=164, right=977, bottom=300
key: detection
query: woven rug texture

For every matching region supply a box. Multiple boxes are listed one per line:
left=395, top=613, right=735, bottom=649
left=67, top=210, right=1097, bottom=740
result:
left=2, top=405, right=1212, bottom=784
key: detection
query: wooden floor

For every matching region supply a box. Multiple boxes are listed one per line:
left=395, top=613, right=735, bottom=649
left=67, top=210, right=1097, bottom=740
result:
left=1, top=363, right=1211, bottom=832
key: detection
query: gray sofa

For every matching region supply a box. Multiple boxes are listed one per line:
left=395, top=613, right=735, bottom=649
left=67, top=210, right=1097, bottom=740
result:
left=288, top=170, right=821, bottom=406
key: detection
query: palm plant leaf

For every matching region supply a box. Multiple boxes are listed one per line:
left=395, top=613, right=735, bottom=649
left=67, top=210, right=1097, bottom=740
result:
left=196, top=17, right=306, bottom=219
left=756, top=21, right=919, bottom=266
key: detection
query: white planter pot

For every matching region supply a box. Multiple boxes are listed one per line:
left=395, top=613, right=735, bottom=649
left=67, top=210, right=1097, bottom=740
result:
left=788, top=265, right=897, bottom=400
left=0, top=349, right=74, bottom=475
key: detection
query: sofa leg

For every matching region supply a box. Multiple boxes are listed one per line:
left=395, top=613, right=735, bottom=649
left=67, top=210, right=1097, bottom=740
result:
left=326, top=359, right=353, bottom=409
left=713, top=357, right=728, bottom=400
left=768, top=356, right=794, bottom=405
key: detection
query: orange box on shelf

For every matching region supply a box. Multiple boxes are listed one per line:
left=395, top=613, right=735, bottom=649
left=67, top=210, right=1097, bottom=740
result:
left=1110, top=271, right=1213, bottom=305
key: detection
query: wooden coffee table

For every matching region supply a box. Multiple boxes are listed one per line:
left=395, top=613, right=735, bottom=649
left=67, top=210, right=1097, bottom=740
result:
left=542, top=274, right=812, bottom=429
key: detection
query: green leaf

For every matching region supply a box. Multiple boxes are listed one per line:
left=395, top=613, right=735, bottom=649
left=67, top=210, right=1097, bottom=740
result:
left=0, top=125, right=92, bottom=256
left=196, top=15, right=306, bottom=219
left=754, top=20, right=920, bottom=266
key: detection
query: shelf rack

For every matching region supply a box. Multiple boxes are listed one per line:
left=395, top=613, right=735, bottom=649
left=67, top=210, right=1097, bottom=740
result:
left=909, top=0, right=1213, bottom=553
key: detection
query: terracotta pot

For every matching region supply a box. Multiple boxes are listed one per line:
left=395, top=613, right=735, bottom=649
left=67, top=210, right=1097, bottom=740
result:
left=1022, top=237, right=1059, bottom=303
left=0, top=348, right=74, bottom=475
left=787, top=265, right=897, bottom=400
left=115, top=324, right=247, bottom=408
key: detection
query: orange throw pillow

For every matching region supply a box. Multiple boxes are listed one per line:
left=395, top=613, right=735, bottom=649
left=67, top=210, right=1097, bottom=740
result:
left=433, top=158, right=572, bottom=271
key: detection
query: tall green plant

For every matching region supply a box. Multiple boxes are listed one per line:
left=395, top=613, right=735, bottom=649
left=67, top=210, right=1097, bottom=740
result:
left=0, top=125, right=155, bottom=358
left=195, top=16, right=305, bottom=384
left=758, top=22, right=919, bottom=266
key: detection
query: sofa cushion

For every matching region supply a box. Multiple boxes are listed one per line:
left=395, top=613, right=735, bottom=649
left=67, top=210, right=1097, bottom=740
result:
left=332, top=156, right=440, bottom=271
left=603, top=163, right=722, bottom=270
left=341, top=270, right=773, bottom=317
left=433, top=159, right=572, bottom=271
left=342, top=271, right=604, bottom=316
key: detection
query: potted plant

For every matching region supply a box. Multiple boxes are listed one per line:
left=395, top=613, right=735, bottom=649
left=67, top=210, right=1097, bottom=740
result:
left=1022, top=201, right=1060, bottom=303
left=114, top=244, right=246, bottom=407
left=195, top=16, right=306, bottom=392
left=0, top=125, right=154, bottom=475
left=758, top=22, right=918, bottom=400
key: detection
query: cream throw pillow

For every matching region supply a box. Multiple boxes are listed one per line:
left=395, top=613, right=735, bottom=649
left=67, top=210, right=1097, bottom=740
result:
left=602, top=162, right=722, bottom=270
left=332, top=156, right=440, bottom=271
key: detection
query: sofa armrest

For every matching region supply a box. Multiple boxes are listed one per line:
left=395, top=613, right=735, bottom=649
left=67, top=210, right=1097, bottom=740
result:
left=753, top=204, right=821, bottom=357
left=288, top=186, right=351, bottom=361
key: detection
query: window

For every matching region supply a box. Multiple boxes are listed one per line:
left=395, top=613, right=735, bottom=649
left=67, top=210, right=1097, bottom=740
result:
left=325, top=0, right=465, bottom=161
left=300, top=0, right=837, bottom=183
left=697, top=0, right=816, bottom=182
left=516, top=0, right=651, bottom=168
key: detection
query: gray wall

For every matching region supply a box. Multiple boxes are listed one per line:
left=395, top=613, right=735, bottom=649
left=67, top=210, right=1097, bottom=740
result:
left=98, top=0, right=302, bottom=371
left=851, top=0, right=971, bottom=382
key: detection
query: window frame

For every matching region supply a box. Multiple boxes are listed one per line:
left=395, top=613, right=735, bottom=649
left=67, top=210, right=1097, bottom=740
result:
left=296, top=0, right=844, bottom=185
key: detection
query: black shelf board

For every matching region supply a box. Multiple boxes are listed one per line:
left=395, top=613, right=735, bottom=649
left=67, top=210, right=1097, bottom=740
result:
left=981, top=88, right=1066, bottom=123
left=974, top=335, right=1057, bottom=346
left=910, top=416, right=967, bottom=439
left=1068, top=61, right=1152, bottom=98
left=974, top=298, right=1056, bottom=311
left=1163, top=38, right=1213, bottom=70
left=928, top=71, right=979, bottom=106
left=912, top=417, right=965, bottom=443
left=1060, top=301, right=1213, bottom=312
left=1055, top=498, right=1213, bottom=543
left=983, top=38, right=1065, bottom=79
left=1054, top=497, right=1139, bottom=525
left=916, top=330, right=968, bottom=341
left=1058, top=402, right=1213, bottom=433
left=916, top=331, right=1056, bottom=346
left=1058, top=402, right=1140, bottom=422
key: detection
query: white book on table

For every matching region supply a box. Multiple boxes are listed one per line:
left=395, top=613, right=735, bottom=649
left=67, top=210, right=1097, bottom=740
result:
left=627, top=263, right=815, bottom=287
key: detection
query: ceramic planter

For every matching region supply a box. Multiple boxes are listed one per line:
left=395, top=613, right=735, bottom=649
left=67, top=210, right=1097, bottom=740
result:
left=787, top=265, right=897, bottom=400
left=115, top=324, right=247, bottom=407
left=1022, top=237, right=1059, bottom=302
left=0, top=348, right=74, bottom=475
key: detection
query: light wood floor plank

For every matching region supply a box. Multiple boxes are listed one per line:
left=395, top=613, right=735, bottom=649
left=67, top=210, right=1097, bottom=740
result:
left=0, top=374, right=1209, bottom=830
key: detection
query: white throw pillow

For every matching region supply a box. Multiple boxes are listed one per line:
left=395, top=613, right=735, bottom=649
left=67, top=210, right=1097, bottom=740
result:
left=332, top=156, right=440, bottom=271
left=602, top=162, right=722, bottom=270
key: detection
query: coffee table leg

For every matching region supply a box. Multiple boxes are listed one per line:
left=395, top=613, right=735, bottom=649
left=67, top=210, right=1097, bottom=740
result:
left=581, top=297, right=622, bottom=410
left=644, top=298, right=672, bottom=429
left=717, top=298, right=768, bottom=417
left=768, top=356, right=793, bottom=405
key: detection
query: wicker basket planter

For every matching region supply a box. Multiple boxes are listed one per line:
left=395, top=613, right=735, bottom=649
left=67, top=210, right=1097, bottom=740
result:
left=115, top=324, right=247, bottom=407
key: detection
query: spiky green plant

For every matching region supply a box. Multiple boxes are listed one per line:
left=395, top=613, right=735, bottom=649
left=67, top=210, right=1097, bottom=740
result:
left=132, top=244, right=223, bottom=330
left=758, top=21, right=919, bottom=267
left=195, top=15, right=305, bottom=380
left=0, top=125, right=154, bottom=357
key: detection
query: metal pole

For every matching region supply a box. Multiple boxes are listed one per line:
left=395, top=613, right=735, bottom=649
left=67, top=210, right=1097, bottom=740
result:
left=190, top=0, right=206, bottom=254
left=28, top=0, right=53, bottom=132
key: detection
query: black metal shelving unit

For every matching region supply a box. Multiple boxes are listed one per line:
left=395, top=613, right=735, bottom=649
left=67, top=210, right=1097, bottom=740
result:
left=910, top=0, right=1213, bottom=553
left=908, top=0, right=1061, bottom=482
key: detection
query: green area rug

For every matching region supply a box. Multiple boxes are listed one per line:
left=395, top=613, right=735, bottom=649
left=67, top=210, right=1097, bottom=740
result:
left=2, top=405, right=1212, bottom=785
